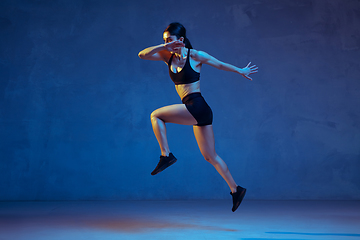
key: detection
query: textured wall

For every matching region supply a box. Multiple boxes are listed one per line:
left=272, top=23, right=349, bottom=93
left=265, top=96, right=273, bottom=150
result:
left=1, top=0, right=359, bottom=200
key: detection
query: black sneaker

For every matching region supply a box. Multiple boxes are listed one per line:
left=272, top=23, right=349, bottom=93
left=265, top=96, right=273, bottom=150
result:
left=230, top=186, right=246, bottom=212
left=151, top=153, right=177, bottom=175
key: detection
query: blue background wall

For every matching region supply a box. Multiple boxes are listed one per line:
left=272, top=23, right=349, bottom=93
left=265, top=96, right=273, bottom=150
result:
left=1, top=0, right=359, bottom=201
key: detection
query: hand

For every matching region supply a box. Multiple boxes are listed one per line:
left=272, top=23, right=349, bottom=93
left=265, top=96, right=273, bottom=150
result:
left=164, top=40, right=185, bottom=52
left=240, top=62, right=258, bottom=81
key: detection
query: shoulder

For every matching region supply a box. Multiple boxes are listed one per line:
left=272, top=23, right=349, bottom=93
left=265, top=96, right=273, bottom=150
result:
left=189, top=49, right=211, bottom=62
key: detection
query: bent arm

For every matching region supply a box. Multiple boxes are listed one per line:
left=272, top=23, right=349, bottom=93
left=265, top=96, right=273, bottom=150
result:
left=138, top=44, right=168, bottom=61
left=138, top=40, right=185, bottom=62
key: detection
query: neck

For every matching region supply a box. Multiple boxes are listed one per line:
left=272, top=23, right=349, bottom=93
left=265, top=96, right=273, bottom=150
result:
left=174, top=47, right=187, bottom=60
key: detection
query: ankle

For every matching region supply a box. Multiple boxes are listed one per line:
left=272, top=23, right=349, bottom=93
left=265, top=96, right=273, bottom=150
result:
left=161, top=151, right=170, bottom=157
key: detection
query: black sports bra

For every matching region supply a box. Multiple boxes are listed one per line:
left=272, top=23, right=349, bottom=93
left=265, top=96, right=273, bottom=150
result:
left=168, top=48, right=200, bottom=85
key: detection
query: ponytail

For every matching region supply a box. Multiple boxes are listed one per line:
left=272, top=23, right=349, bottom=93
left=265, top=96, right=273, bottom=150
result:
left=184, top=37, right=193, bottom=49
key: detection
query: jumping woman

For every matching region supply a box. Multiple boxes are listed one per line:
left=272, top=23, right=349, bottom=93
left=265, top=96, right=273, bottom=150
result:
left=138, top=22, right=258, bottom=212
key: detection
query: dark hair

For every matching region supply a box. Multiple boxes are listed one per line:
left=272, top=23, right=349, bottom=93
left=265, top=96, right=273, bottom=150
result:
left=164, top=22, right=193, bottom=49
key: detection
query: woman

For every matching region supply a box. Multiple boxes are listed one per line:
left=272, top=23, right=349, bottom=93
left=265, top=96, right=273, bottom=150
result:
left=138, top=22, right=258, bottom=212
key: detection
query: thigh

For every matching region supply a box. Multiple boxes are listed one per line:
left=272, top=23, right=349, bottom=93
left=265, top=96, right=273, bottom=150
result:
left=193, top=125, right=216, bottom=157
left=152, top=104, right=197, bottom=125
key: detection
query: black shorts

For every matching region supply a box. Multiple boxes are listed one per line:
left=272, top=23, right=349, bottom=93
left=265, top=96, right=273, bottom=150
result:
left=182, top=92, right=213, bottom=126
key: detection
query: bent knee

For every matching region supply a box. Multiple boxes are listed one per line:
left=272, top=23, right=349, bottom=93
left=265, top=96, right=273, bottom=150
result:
left=202, top=153, right=218, bottom=163
left=150, top=110, right=157, bottom=120
left=150, top=110, right=164, bottom=122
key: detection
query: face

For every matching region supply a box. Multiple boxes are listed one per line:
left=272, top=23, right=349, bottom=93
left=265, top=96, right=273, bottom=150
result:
left=163, top=31, right=184, bottom=53
left=163, top=31, right=178, bottom=44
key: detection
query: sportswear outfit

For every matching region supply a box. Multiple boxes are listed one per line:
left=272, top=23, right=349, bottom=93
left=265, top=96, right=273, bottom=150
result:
left=168, top=48, right=213, bottom=126
left=151, top=48, right=246, bottom=212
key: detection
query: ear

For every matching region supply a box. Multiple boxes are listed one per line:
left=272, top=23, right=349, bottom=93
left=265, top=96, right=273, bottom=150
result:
left=179, top=37, right=185, bottom=43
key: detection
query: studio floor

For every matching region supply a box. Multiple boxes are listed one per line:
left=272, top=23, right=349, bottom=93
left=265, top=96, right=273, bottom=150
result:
left=0, top=200, right=359, bottom=240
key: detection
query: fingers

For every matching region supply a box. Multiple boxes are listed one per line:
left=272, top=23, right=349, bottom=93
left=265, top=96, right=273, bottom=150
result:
left=245, top=62, right=259, bottom=74
left=172, top=40, right=185, bottom=46
left=165, top=41, right=185, bottom=52
left=167, top=40, right=185, bottom=51
left=241, top=62, right=257, bottom=80
left=248, top=64, right=258, bottom=74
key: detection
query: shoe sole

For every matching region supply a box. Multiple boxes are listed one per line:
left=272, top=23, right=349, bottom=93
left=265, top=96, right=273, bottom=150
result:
left=232, top=188, right=246, bottom=212
left=151, top=159, right=177, bottom=175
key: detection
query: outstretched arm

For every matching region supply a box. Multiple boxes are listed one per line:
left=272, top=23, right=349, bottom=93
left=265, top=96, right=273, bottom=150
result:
left=193, top=50, right=258, bottom=81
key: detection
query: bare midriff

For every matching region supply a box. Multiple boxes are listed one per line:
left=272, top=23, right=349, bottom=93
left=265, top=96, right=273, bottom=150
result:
left=175, top=81, right=201, bottom=100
